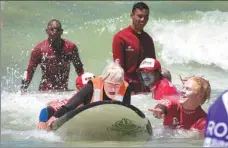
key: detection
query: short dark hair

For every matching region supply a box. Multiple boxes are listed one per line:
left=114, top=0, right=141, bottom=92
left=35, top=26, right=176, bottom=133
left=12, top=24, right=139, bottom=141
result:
left=132, top=2, right=149, bottom=13
left=47, top=19, right=62, bottom=28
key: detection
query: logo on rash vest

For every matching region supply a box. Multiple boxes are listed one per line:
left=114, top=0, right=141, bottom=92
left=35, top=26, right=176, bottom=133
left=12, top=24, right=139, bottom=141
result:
left=107, top=118, right=146, bottom=136
left=125, top=46, right=134, bottom=52
left=42, top=53, right=55, bottom=60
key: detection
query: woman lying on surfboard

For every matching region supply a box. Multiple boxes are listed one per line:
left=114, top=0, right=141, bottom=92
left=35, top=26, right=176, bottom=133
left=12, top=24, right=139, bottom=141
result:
left=45, top=62, right=132, bottom=131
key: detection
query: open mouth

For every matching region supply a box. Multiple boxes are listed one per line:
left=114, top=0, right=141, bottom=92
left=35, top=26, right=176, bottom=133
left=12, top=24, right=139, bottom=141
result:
left=179, top=96, right=188, bottom=104
left=109, top=92, right=115, bottom=95
left=143, top=78, right=150, bottom=81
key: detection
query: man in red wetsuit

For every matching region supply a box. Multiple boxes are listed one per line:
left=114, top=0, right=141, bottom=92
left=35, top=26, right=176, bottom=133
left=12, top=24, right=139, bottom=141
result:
left=20, top=19, right=84, bottom=92
left=137, top=58, right=179, bottom=100
left=149, top=76, right=211, bottom=137
left=112, top=2, right=156, bottom=94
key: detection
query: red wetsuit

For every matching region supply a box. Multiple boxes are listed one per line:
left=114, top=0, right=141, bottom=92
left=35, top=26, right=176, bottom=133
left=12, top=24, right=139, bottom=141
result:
left=112, top=25, right=156, bottom=94
left=21, top=39, right=84, bottom=91
left=151, top=77, right=179, bottom=100
left=155, top=96, right=207, bottom=132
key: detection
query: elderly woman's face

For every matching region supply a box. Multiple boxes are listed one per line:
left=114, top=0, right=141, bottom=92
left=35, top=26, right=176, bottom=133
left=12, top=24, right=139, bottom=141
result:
left=103, top=79, right=123, bottom=99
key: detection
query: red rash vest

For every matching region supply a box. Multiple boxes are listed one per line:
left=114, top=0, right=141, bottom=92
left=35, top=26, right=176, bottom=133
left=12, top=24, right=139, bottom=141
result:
left=155, top=96, right=207, bottom=132
left=112, top=25, right=156, bottom=93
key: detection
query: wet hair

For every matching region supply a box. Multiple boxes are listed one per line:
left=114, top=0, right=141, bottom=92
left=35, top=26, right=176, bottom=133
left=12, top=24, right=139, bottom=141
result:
left=100, top=62, right=124, bottom=83
left=192, top=77, right=211, bottom=104
left=181, top=76, right=211, bottom=104
left=161, top=68, right=172, bottom=82
left=47, top=19, right=62, bottom=28
left=132, top=2, right=149, bottom=13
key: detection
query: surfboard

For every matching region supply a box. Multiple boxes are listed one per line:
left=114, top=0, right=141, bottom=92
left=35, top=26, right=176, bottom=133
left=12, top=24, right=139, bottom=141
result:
left=51, top=101, right=152, bottom=141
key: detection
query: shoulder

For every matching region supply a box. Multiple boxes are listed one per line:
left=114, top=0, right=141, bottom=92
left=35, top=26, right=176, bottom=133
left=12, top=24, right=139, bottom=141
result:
left=211, top=90, right=228, bottom=110
left=114, top=27, right=130, bottom=38
left=158, top=95, right=179, bottom=107
left=142, top=31, right=153, bottom=40
left=207, top=90, right=228, bottom=121
left=160, top=78, right=179, bottom=94
left=34, top=40, right=48, bottom=50
left=63, top=39, right=77, bottom=49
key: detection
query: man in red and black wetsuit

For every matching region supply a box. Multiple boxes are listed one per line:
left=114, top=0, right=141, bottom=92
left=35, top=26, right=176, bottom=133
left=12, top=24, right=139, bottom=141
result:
left=112, top=2, right=156, bottom=94
left=20, top=19, right=84, bottom=92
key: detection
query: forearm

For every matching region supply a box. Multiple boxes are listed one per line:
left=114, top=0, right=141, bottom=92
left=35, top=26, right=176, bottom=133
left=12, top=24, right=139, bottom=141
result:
left=123, top=86, right=131, bottom=105
left=20, top=70, right=34, bottom=90
left=72, top=46, right=84, bottom=75
left=53, top=83, right=93, bottom=118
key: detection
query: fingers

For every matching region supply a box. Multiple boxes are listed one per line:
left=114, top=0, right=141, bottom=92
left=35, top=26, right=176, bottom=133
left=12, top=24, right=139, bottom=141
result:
left=148, top=108, right=164, bottom=119
left=36, top=122, right=47, bottom=130
left=46, top=116, right=57, bottom=132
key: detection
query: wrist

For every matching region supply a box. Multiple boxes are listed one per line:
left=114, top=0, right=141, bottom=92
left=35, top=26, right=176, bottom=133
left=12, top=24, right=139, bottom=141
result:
left=155, top=104, right=168, bottom=115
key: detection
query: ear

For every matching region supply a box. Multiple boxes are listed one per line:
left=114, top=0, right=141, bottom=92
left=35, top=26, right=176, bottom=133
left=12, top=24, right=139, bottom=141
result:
left=197, top=93, right=204, bottom=104
left=130, top=12, right=134, bottom=19
left=45, top=29, right=48, bottom=34
left=60, top=29, right=63, bottom=35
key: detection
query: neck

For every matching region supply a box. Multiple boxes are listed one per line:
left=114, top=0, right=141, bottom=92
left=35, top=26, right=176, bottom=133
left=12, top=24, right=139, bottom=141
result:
left=182, top=102, right=199, bottom=111
left=131, top=25, right=142, bottom=34
left=48, top=38, right=61, bottom=46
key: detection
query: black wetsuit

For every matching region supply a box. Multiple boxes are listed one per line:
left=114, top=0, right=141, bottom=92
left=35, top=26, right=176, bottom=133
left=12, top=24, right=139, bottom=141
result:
left=52, top=80, right=131, bottom=118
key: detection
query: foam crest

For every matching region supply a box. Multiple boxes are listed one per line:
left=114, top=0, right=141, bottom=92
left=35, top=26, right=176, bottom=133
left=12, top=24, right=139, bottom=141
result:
left=147, top=10, right=228, bottom=70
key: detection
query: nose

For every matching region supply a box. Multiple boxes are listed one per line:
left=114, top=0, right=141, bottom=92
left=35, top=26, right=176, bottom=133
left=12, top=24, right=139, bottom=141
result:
left=140, top=17, right=146, bottom=21
left=109, top=87, right=115, bottom=93
left=52, top=29, right=58, bottom=34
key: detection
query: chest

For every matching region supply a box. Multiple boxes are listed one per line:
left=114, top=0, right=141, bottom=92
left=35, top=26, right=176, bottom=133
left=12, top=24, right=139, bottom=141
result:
left=40, top=48, right=72, bottom=66
left=164, top=108, right=202, bottom=129
left=122, top=33, right=151, bottom=57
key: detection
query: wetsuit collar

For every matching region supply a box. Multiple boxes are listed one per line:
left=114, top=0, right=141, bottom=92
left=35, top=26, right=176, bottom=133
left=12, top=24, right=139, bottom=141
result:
left=128, top=25, right=144, bottom=35
left=180, top=105, right=201, bottom=115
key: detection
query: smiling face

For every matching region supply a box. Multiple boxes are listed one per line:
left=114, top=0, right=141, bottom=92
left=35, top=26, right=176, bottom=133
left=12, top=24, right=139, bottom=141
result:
left=179, top=78, right=203, bottom=108
left=131, top=8, right=149, bottom=32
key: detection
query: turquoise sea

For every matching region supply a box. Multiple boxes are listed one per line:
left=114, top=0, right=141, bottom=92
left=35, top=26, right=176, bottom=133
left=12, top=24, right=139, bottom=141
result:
left=1, top=1, right=228, bottom=147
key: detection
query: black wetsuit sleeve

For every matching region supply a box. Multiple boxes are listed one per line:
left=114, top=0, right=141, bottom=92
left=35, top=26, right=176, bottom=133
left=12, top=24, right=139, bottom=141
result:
left=53, top=81, right=94, bottom=118
left=122, top=86, right=131, bottom=105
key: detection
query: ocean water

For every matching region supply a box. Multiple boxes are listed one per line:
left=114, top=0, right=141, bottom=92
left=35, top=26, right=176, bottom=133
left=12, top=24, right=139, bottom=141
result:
left=1, top=1, right=228, bottom=147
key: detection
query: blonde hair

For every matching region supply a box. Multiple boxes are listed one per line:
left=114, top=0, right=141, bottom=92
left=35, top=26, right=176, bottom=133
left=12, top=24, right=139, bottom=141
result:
left=180, top=76, right=211, bottom=104
left=100, top=61, right=124, bottom=83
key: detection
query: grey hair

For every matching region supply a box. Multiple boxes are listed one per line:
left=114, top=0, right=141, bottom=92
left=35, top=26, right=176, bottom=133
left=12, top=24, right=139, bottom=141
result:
left=100, top=61, right=124, bottom=83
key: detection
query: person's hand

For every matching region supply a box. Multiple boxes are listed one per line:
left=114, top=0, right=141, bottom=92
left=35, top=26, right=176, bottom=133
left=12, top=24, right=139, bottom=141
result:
left=148, top=108, right=165, bottom=119
left=36, top=122, right=47, bottom=130
left=20, top=88, right=27, bottom=95
left=46, top=116, right=58, bottom=132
